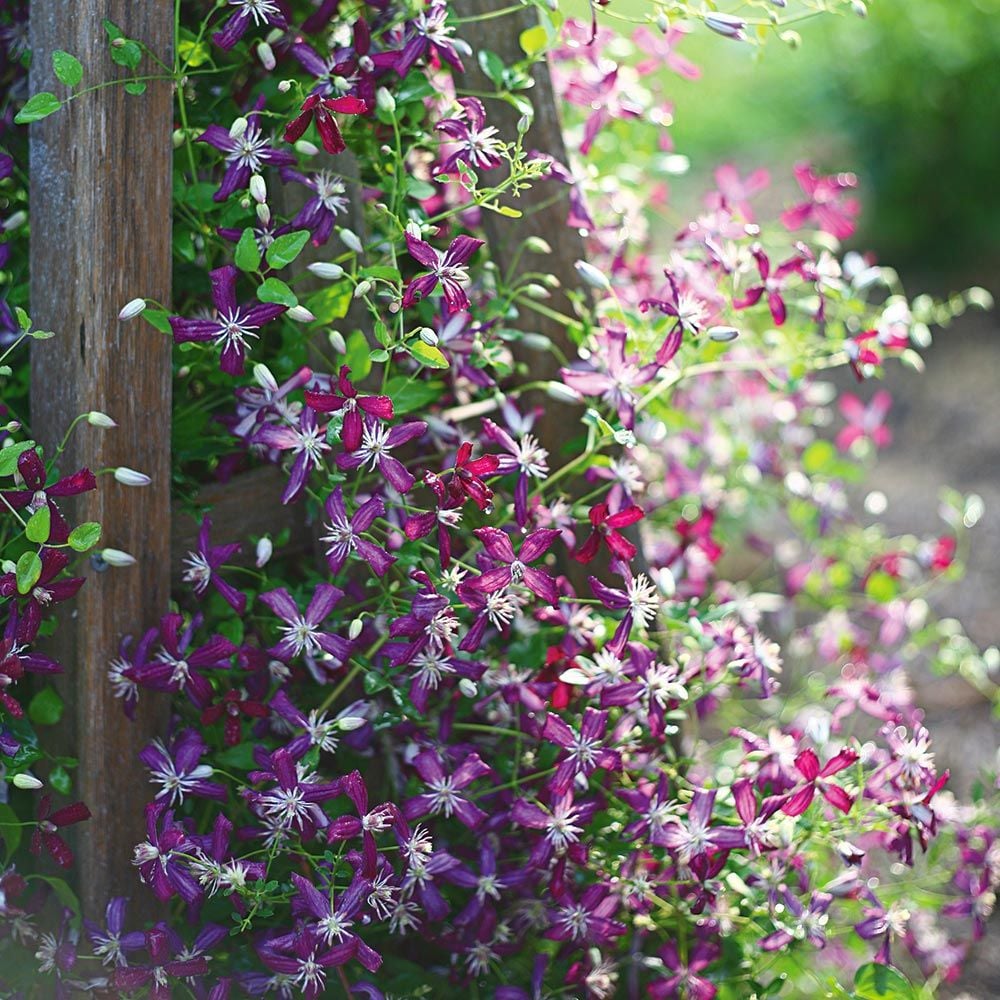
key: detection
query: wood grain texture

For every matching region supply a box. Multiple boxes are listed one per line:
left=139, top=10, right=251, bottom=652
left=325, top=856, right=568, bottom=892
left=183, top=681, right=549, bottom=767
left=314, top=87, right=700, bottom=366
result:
left=29, top=1, right=173, bottom=914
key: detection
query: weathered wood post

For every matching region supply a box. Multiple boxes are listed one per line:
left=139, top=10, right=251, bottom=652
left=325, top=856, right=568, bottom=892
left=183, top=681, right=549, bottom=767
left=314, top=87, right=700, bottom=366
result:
left=29, top=2, right=173, bottom=913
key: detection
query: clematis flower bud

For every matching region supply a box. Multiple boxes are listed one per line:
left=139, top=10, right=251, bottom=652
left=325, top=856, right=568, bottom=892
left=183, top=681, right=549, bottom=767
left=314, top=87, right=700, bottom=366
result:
left=113, top=467, right=151, bottom=487
left=99, top=548, right=137, bottom=567
left=339, top=228, right=363, bottom=253
left=249, top=174, right=267, bottom=204
left=459, top=678, right=478, bottom=698
left=708, top=326, right=740, bottom=342
left=547, top=381, right=583, bottom=404
left=277, top=80, right=292, bottom=93
left=376, top=88, right=396, bottom=115
left=253, top=363, right=278, bottom=392
left=87, top=411, right=118, bottom=428
left=294, top=140, right=319, bottom=156
left=308, top=262, right=345, bottom=280
left=418, top=328, right=438, bottom=346
left=256, top=202, right=271, bottom=226
left=574, top=260, right=611, bottom=290
left=118, top=298, right=146, bottom=321
left=348, top=618, right=365, bottom=640
left=705, top=12, right=746, bottom=38
left=338, top=715, right=366, bottom=731
left=12, top=773, right=43, bottom=789
left=353, top=280, right=372, bottom=299
left=287, top=305, right=316, bottom=323
left=328, top=330, right=347, bottom=353
left=229, top=117, right=248, bottom=139
left=255, top=536, right=273, bottom=567
left=256, top=41, right=276, bottom=70
left=524, top=236, right=552, bottom=255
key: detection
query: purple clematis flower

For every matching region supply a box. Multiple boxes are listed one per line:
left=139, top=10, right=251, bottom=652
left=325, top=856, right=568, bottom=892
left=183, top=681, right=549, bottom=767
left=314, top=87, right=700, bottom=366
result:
left=781, top=161, right=860, bottom=240
left=511, top=791, right=598, bottom=868
left=85, top=897, right=146, bottom=968
left=397, top=2, right=466, bottom=77
left=639, top=270, right=708, bottom=364
left=31, top=795, right=91, bottom=869
left=180, top=515, right=246, bottom=614
left=256, top=926, right=357, bottom=999
left=169, top=265, right=287, bottom=375
left=542, top=707, right=622, bottom=795
left=197, top=110, right=295, bottom=202
left=0, top=547, right=85, bottom=643
left=212, top=0, right=288, bottom=51
left=546, top=882, right=626, bottom=946
left=278, top=167, right=349, bottom=246
left=246, top=747, right=345, bottom=840
left=335, top=418, right=426, bottom=494
left=326, top=770, right=397, bottom=874
left=759, top=889, right=833, bottom=951
left=401, top=232, right=484, bottom=314
left=290, top=872, right=382, bottom=972
left=659, top=787, right=745, bottom=865
left=320, top=487, right=394, bottom=577
left=0, top=448, right=96, bottom=546
left=305, top=365, right=394, bottom=453
left=132, top=802, right=203, bottom=905
left=650, top=939, right=720, bottom=1000
left=589, top=564, right=661, bottom=654
left=560, top=328, right=659, bottom=428
left=403, top=750, right=491, bottom=830
left=434, top=97, right=503, bottom=175
left=464, top=526, right=561, bottom=605
left=481, top=412, right=549, bottom=528
left=733, top=244, right=806, bottom=326
left=139, top=729, right=227, bottom=807
left=112, top=926, right=209, bottom=999
left=259, top=583, right=353, bottom=663
left=253, top=404, right=330, bottom=504
left=855, top=888, right=910, bottom=963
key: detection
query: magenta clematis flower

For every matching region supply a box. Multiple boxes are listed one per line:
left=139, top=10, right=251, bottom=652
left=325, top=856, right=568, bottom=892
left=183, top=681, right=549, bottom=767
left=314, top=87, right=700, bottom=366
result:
left=197, top=110, right=295, bottom=202
left=659, top=787, right=745, bottom=865
left=633, top=24, right=701, bottom=80
left=434, top=97, right=503, bottom=175
left=402, top=750, right=491, bottom=830
left=246, top=747, right=345, bottom=840
left=781, top=747, right=859, bottom=816
left=401, top=232, right=485, bottom=314
left=283, top=94, right=367, bottom=156
left=706, top=164, right=770, bottom=222
left=561, top=328, right=660, bottom=428
left=481, top=409, right=549, bottom=528
left=0, top=547, right=84, bottom=642
left=730, top=779, right=784, bottom=857
left=562, top=67, right=643, bottom=156
left=139, top=729, right=227, bottom=806
left=0, top=448, right=96, bottom=545
left=278, top=168, right=349, bottom=246
left=169, top=265, right=287, bottom=375
left=256, top=926, right=361, bottom=999
left=212, top=0, right=287, bottom=51
left=30, top=795, right=91, bottom=868
left=650, top=939, right=720, bottom=1000
left=290, top=872, right=382, bottom=972
left=305, top=366, right=394, bottom=453
left=326, top=770, right=396, bottom=873
left=781, top=162, right=861, bottom=240
left=259, top=584, right=353, bottom=663
left=397, top=2, right=466, bottom=76
left=465, top=526, right=561, bottom=606
left=542, top=707, right=622, bottom=795
left=573, top=500, right=644, bottom=565
left=320, top=487, right=394, bottom=577
left=132, top=802, right=202, bottom=904
left=733, top=244, right=806, bottom=326
left=200, top=687, right=269, bottom=747
left=180, top=515, right=246, bottom=614
left=846, top=328, right=882, bottom=381
left=335, top=419, right=426, bottom=494
left=759, top=890, right=833, bottom=951
left=836, top=390, right=892, bottom=452
left=110, top=930, right=208, bottom=998
left=253, top=405, right=329, bottom=504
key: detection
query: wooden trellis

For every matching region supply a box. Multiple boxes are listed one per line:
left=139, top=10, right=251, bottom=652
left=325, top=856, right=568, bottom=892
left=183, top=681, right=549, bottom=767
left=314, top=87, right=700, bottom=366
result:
left=27, top=0, right=587, bottom=914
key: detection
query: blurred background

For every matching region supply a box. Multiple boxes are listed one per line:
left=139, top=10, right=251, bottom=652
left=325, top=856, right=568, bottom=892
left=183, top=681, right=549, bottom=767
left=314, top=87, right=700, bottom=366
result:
left=566, top=0, right=1000, bottom=992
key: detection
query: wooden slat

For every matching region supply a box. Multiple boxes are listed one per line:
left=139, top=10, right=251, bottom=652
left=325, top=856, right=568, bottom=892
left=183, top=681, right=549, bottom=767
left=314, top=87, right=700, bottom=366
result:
left=29, top=1, right=173, bottom=913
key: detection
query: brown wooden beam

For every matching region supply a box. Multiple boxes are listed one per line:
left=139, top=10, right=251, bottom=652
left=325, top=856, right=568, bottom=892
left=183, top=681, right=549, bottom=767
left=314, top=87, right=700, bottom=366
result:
left=29, top=1, right=173, bottom=914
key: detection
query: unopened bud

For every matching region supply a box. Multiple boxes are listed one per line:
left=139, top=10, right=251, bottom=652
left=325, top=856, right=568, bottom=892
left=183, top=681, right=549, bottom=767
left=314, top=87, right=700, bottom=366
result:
left=256, top=202, right=271, bottom=226
left=523, top=283, right=550, bottom=300
left=708, top=326, right=740, bottom=342
left=520, top=333, right=551, bottom=351
left=348, top=618, right=365, bottom=640
left=12, top=772, right=43, bottom=790
left=172, top=129, right=186, bottom=148
left=418, top=327, right=438, bottom=346
left=546, top=381, right=582, bottom=404
left=265, top=27, right=283, bottom=45
left=376, top=87, right=396, bottom=115
left=338, top=715, right=366, bottom=731
left=249, top=174, right=267, bottom=204
left=517, top=114, right=531, bottom=135
left=3, top=420, right=21, bottom=433
left=1, top=560, right=15, bottom=574
left=3, top=211, right=27, bottom=232
left=111, top=36, right=126, bottom=48
left=705, top=12, right=746, bottom=38
left=328, top=330, right=347, bottom=353
left=256, top=41, right=276, bottom=70
left=851, top=0, right=867, bottom=14
left=308, top=262, right=345, bottom=280
left=294, top=140, right=319, bottom=156
left=656, top=12, right=670, bottom=32
left=287, top=305, right=316, bottom=323
left=574, top=260, right=611, bottom=290
left=277, top=79, right=292, bottom=93
left=118, top=297, right=146, bottom=321
left=253, top=363, right=278, bottom=392
left=229, top=116, right=249, bottom=139
left=353, top=280, right=372, bottom=299
left=114, top=467, right=151, bottom=487
left=458, top=678, right=478, bottom=698
left=87, top=411, right=118, bottom=428
left=339, top=228, right=363, bottom=253
left=524, top=236, right=552, bottom=255
left=255, top=536, right=273, bottom=567
left=99, top=548, right=136, bottom=567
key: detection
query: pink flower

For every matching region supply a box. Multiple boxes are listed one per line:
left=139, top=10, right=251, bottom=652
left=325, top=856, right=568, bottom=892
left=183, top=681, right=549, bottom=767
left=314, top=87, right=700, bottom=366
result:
left=781, top=747, right=859, bottom=816
left=836, top=390, right=892, bottom=451
left=781, top=162, right=861, bottom=241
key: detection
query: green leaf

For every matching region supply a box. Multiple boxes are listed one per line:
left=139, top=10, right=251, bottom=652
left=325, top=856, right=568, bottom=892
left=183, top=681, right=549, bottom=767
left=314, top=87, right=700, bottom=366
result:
left=68, top=521, right=102, bottom=552
left=853, top=963, right=916, bottom=1000
left=141, top=308, right=172, bottom=334
left=52, top=51, right=83, bottom=87
left=477, top=49, right=506, bottom=86
left=519, top=24, right=549, bottom=57
left=25, top=506, right=51, bottom=544
left=14, top=92, right=61, bottom=125
left=0, top=441, right=36, bottom=477
left=865, top=570, right=898, bottom=604
left=49, top=765, right=71, bottom=796
left=257, top=278, right=298, bottom=308
left=15, top=307, right=31, bottom=332
left=216, top=742, right=256, bottom=770
left=265, top=230, right=310, bottom=269
left=235, top=229, right=262, bottom=272
left=408, top=340, right=450, bottom=369
left=359, top=265, right=401, bottom=283
left=344, top=330, right=372, bottom=381
left=0, top=804, right=22, bottom=862
left=102, top=18, right=124, bottom=40
left=802, top=439, right=836, bottom=476
left=15, top=551, right=42, bottom=595
left=385, top=377, right=445, bottom=416
left=124, top=81, right=147, bottom=96
left=28, top=686, right=64, bottom=727
left=31, top=875, right=82, bottom=929
left=306, top=283, right=352, bottom=324
left=110, top=39, right=143, bottom=71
